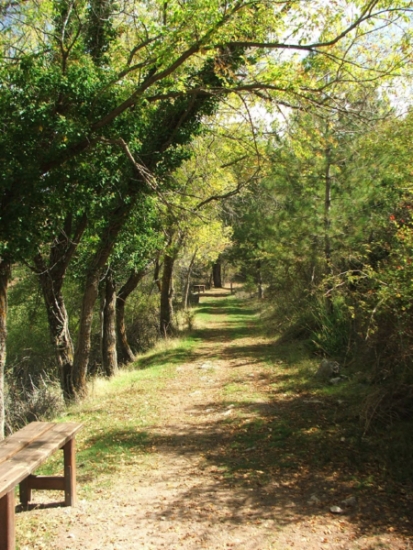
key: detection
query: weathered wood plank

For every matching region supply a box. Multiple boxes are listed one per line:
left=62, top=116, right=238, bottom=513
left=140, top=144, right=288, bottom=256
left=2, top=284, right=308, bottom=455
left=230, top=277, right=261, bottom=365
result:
left=64, top=439, right=76, bottom=506
left=23, top=475, right=66, bottom=491
left=19, top=476, right=67, bottom=507
left=0, top=423, right=54, bottom=466
left=0, top=423, right=82, bottom=499
left=0, top=490, right=15, bottom=550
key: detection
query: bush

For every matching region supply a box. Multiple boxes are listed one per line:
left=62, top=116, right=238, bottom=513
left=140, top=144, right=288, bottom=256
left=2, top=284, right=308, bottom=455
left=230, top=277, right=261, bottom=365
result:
left=309, top=295, right=354, bottom=359
left=5, top=373, right=64, bottom=435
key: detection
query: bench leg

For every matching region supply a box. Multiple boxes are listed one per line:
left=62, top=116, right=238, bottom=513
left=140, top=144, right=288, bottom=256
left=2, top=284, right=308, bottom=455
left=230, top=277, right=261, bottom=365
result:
left=63, top=439, right=76, bottom=506
left=0, top=490, right=15, bottom=550
left=19, top=478, right=32, bottom=508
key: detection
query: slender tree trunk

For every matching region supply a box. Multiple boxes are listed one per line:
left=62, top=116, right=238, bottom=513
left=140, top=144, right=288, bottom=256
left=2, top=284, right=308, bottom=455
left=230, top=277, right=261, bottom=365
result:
left=116, top=267, right=148, bottom=365
left=324, top=147, right=332, bottom=269
left=324, top=144, right=334, bottom=314
left=256, top=260, right=263, bottom=299
left=154, top=255, right=162, bottom=292
left=183, top=251, right=197, bottom=309
left=160, top=254, right=176, bottom=336
left=212, top=260, right=222, bottom=288
left=101, top=269, right=117, bottom=377
left=0, top=259, right=10, bottom=439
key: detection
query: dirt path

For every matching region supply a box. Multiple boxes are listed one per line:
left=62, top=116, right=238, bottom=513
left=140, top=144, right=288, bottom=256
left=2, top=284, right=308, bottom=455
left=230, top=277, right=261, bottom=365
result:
left=17, top=290, right=413, bottom=549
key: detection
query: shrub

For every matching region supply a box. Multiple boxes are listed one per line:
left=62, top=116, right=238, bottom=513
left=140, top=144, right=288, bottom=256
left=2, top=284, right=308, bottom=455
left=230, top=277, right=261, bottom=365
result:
left=309, top=295, right=353, bottom=359
left=4, top=373, right=64, bottom=435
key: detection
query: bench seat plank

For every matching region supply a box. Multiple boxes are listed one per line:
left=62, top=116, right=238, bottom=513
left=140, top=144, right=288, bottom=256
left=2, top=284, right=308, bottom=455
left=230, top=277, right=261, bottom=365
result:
left=0, top=423, right=55, bottom=466
left=0, top=422, right=82, bottom=500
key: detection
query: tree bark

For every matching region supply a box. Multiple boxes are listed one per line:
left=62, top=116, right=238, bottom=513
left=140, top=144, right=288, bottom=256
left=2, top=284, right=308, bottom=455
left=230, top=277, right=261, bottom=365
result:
left=0, top=259, right=10, bottom=439
left=153, top=255, right=162, bottom=292
left=116, top=267, right=148, bottom=365
left=324, top=146, right=332, bottom=271
left=256, top=260, right=263, bottom=299
left=35, top=261, right=74, bottom=399
left=183, top=251, right=197, bottom=309
left=160, top=254, right=176, bottom=336
left=212, top=260, right=222, bottom=288
left=324, top=144, right=334, bottom=315
left=33, top=214, right=87, bottom=400
left=101, top=269, right=117, bottom=377
left=72, top=268, right=101, bottom=396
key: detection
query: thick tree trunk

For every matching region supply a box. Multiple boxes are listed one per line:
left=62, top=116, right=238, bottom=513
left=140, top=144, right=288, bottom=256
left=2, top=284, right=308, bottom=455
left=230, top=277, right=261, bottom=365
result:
left=72, top=269, right=100, bottom=396
left=183, top=251, right=197, bottom=309
left=212, top=260, right=222, bottom=288
left=33, top=214, right=87, bottom=400
left=116, top=267, right=148, bottom=365
left=0, top=259, right=10, bottom=440
left=160, top=254, right=176, bottom=336
left=101, top=270, right=117, bottom=377
left=36, top=266, right=74, bottom=399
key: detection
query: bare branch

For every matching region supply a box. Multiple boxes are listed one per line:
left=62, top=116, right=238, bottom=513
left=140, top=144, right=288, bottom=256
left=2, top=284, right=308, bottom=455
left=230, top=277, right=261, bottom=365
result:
left=127, top=36, right=160, bottom=66
left=99, top=137, right=157, bottom=189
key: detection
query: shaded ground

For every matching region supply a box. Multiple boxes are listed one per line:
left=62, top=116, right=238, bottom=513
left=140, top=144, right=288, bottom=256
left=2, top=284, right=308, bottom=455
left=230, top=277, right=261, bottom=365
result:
left=16, top=290, right=413, bottom=549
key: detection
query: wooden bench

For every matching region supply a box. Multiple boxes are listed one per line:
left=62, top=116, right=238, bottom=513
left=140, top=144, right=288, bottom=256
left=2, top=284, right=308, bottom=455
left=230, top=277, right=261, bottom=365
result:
left=0, top=421, right=83, bottom=550
left=192, top=284, right=206, bottom=293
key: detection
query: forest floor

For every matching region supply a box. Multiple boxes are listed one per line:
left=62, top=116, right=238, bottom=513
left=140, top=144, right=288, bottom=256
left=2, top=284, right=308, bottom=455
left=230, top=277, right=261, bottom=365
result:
left=16, top=289, right=413, bottom=549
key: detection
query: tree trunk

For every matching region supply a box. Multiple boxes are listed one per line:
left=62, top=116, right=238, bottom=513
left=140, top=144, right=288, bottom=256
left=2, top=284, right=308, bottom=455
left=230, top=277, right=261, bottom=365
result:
left=256, top=260, right=263, bottom=299
left=0, top=259, right=10, bottom=440
left=324, top=144, right=334, bottom=315
left=324, top=146, right=332, bottom=270
left=116, top=267, right=148, bottom=365
left=36, top=264, right=74, bottom=399
left=72, top=201, right=135, bottom=398
left=160, top=254, right=176, bottom=336
left=101, top=269, right=117, bottom=377
left=154, top=255, right=162, bottom=292
left=183, top=251, right=197, bottom=309
left=212, top=260, right=222, bottom=288
left=33, top=214, right=87, bottom=400
left=72, top=269, right=101, bottom=397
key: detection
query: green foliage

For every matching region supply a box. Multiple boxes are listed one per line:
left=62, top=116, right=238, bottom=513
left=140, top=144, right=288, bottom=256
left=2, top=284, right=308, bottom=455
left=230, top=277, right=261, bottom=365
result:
left=85, top=0, right=118, bottom=66
left=122, top=282, right=160, bottom=354
left=308, top=296, right=353, bottom=358
left=227, top=90, right=413, bottom=427
left=7, top=267, right=55, bottom=373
